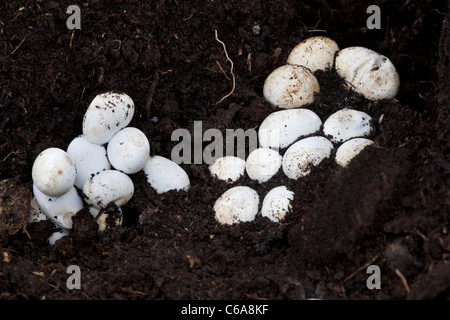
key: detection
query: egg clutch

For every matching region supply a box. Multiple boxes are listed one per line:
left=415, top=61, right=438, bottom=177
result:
left=30, top=36, right=400, bottom=243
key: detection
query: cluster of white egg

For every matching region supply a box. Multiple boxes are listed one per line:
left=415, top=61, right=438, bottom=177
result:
left=31, top=92, right=190, bottom=243
left=211, top=36, right=400, bottom=226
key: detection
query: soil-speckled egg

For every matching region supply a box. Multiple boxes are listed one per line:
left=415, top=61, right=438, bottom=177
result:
left=263, top=64, right=320, bottom=109
left=287, top=36, right=339, bottom=72
left=209, top=156, right=246, bottom=183
left=82, top=92, right=135, bottom=145
left=335, top=47, right=400, bottom=101
left=82, top=170, right=134, bottom=210
left=282, top=136, right=334, bottom=179
left=67, top=135, right=111, bottom=189
left=261, top=186, right=294, bottom=222
left=107, top=127, right=150, bottom=174
left=144, top=155, right=190, bottom=194
left=32, top=147, right=76, bottom=197
left=214, top=186, right=259, bottom=225
left=323, top=108, right=373, bottom=143
left=335, top=138, right=374, bottom=167
left=32, top=184, right=83, bottom=230
left=258, top=108, right=322, bottom=149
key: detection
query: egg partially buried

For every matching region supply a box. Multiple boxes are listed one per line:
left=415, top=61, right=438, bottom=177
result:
left=245, top=148, right=282, bottom=183
left=287, top=36, right=339, bottom=72
left=214, top=186, right=259, bottom=225
left=335, top=138, right=374, bottom=167
left=107, top=127, right=150, bottom=174
left=208, top=156, right=246, bottom=183
left=32, top=184, right=83, bottom=230
left=335, top=46, right=400, bottom=101
left=323, top=108, right=373, bottom=143
left=282, top=136, right=334, bottom=179
left=67, top=135, right=111, bottom=189
left=82, top=92, right=135, bottom=145
left=263, top=64, right=320, bottom=109
left=82, top=170, right=134, bottom=210
left=144, top=155, right=190, bottom=194
left=261, top=186, right=294, bottom=222
left=258, top=108, right=322, bottom=149
left=32, top=147, right=76, bottom=197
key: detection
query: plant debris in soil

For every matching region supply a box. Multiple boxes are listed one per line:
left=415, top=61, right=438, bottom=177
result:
left=0, top=0, right=449, bottom=301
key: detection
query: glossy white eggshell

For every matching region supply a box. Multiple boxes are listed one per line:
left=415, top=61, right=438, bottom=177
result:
left=258, top=108, right=322, bottom=149
left=67, top=135, right=111, bottom=189
left=107, top=127, right=150, bottom=174
left=32, top=148, right=76, bottom=197
left=82, top=92, right=135, bottom=145
left=144, top=155, right=190, bottom=194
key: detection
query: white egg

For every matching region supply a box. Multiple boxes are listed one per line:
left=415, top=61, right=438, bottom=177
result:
left=107, top=127, right=150, bottom=174
left=208, top=156, right=246, bottom=183
left=335, top=46, right=400, bottom=101
left=48, top=229, right=70, bottom=245
left=33, top=184, right=83, bottom=230
left=287, top=36, right=339, bottom=72
left=335, top=138, right=374, bottom=167
left=323, top=108, right=373, bottom=143
left=261, top=186, right=294, bottom=222
left=67, top=135, right=111, bottom=189
left=144, top=155, right=190, bottom=194
left=82, top=92, right=135, bottom=145
left=245, top=148, right=282, bottom=183
left=258, top=108, right=322, bottom=149
left=32, top=147, right=76, bottom=197
left=282, top=136, right=334, bottom=179
left=263, top=64, right=320, bottom=109
left=90, top=207, right=123, bottom=233
left=82, top=170, right=134, bottom=210
left=213, top=186, right=259, bottom=225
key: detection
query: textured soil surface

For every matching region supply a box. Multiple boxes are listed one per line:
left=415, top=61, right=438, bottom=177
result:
left=0, top=0, right=449, bottom=301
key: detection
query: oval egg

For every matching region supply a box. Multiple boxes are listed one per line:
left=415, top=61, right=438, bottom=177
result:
left=287, top=36, right=339, bottom=72
left=335, top=46, right=400, bottom=101
left=32, top=147, right=76, bottom=197
left=67, top=135, right=111, bottom=189
left=282, top=136, right=334, bottom=179
left=144, top=155, right=190, bottom=194
left=323, top=108, right=373, bottom=143
left=82, top=170, right=134, bottom=210
left=335, top=138, right=374, bottom=167
left=82, top=92, right=135, bottom=145
left=209, top=156, right=246, bottom=183
left=263, top=64, right=320, bottom=109
left=258, top=108, right=322, bottom=149
left=213, top=186, right=259, bottom=225
left=107, top=127, right=150, bottom=174
left=245, top=148, right=282, bottom=183
left=261, top=186, right=294, bottom=222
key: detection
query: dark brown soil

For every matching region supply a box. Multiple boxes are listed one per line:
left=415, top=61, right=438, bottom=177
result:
left=0, top=0, right=449, bottom=301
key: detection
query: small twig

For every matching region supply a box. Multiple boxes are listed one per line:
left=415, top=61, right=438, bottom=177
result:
left=145, top=71, right=160, bottom=120
left=10, top=33, right=28, bottom=55
left=215, top=60, right=230, bottom=80
left=69, top=30, right=75, bottom=49
left=343, top=252, right=381, bottom=283
left=395, top=269, right=411, bottom=294
left=214, top=29, right=235, bottom=105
